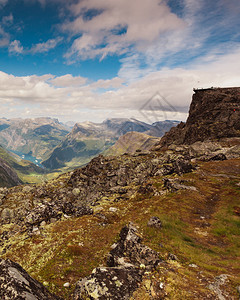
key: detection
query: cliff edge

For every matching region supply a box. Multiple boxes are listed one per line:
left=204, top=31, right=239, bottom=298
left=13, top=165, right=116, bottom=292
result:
left=160, top=87, right=240, bottom=147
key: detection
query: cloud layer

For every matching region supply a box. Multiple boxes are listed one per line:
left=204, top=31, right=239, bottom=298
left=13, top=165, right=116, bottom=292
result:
left=63, top=0, right=185, bottom=61
left=0, top=46, right=240, bottom=123
left=0, top=0, right=239, bottom=124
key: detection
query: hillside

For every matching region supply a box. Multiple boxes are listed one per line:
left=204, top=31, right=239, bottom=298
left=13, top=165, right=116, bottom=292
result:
left=0, top=155, right=22, bottom=188
left=42, top=118, right=178, bottom=170
left=0, top=117, right=70, bottom=160
left=0, top=145, right=46, bottom=184
left=104, top=131, right=160, bottom=156
left=0, top=88, right=240, bottom=299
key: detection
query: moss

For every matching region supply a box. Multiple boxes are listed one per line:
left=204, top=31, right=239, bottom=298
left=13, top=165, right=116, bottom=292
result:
left=1, top=158, right=240, bottom=298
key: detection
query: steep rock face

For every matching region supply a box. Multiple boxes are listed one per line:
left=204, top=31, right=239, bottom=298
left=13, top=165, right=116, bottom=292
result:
left=0, top=258, right=61, bottom=300
left=160, top=87, right=240, bottom=146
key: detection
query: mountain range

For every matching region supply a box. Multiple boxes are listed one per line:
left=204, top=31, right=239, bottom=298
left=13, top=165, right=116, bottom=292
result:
left=0, top=117, right=70, bottom=160
left=0, top=87, right=240, bottom=299
left=42, top=119, right=179, bottom=170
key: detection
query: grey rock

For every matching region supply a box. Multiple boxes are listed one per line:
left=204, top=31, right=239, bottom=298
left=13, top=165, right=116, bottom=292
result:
left=1, top=208, right=14, bottom=222
left=0, top=258, right=61, bottom=300
left=74, top=223, right=160, bottom=300
left=74, top=266, right=142, bottom=300
left=168, top=253, right=178, bottom=261
left=163, top=178, right=197, bottom=192
left=209, top=274, right=229, bottom=300
left=22, top=186, right=33, bottom=193
left=147, top=216, right=162, bottom=229
left=236, top=286, right=240, bottom=297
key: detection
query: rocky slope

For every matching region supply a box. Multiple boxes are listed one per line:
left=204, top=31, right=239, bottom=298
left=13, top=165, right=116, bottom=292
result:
left=42, top=118, right=178, bottom=170
left=1, top=137, right=240, bottom=299
left=0, top=117, right=70, bottom=160
left=0, top=88, right=240, bottom=299
left=160, top=87, right=240, bottom=147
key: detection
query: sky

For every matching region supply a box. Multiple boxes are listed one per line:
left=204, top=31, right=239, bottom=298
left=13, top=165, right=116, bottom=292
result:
left=0, top=0, right=240, bottom=124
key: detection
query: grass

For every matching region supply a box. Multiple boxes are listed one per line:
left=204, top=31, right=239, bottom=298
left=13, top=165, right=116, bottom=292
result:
left=1, top=158, right=240, bottom=299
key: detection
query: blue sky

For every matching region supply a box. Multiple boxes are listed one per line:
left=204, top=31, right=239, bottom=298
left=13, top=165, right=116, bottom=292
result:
left=0, top=0, right=240, bottom=123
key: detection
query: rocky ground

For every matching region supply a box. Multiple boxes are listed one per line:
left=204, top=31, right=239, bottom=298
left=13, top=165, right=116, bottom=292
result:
left=0, top=137, right=240, bottom=299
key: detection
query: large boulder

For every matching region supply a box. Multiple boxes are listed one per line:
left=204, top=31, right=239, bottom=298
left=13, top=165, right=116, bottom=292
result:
left=74, top=223, right=160, bottom=300
left=0, top=258, right=61, bottom=300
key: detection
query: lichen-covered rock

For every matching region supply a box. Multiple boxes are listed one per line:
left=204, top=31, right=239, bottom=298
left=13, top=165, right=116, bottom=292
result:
left=163, top=178, right=197, bottom=192
left=0, top=258, right=61, bottom=300
left=74, top=266, right=142, bottom=300
left=147, top=216, right=162, bottom=229
left=74, top=223, right=160, bottom=300
left=107, top=223, right=160, bottom=269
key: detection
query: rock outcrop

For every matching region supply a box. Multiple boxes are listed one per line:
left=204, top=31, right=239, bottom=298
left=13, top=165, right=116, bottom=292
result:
left=0, top=258, right=61, bottom=300
left=74, top=223, right=160, bottom=299
left=160, top=87, right=240, bottom=147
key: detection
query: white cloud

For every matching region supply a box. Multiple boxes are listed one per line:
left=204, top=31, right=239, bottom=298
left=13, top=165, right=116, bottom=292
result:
left=0, top=47, right=239, bottom=123
left=0, top=20, right=10, bottom=47
left=30, top=37, right=63, bottom=53
left=2, top=14, right=13, bottom=25
left=7, top=37, right=63, bottom=55
left=8, top=40, right=23, bottom=54
left=50, top=74, right=87, bottom=87
left=63, top=0, right=185, bottom=60
left=90, top=77, right=124, bottom=89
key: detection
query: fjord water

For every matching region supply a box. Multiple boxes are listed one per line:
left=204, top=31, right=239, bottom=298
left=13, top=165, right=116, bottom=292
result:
left=9, top=150, right=44, bottom=168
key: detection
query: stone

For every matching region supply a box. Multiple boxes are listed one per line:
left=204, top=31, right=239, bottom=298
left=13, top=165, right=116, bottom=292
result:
left=63, top=282, right=70, bottom=288
left=0, top=258, right=61, bottom=299
left=163, top=178, right=197, bottom=192
left=236, top=286, right=240, bottom=297
left=22, top=185, right=33, bottom=193
left=74, top=223, right=160, bottom=300
left=72, top=188, right=80, bottom=196
left=147, top=216, right=162, bottom=229
left=74, top=266, right=142, bottom=300
left=109, top=207, right=118, bottom=212
left=209, top=274, right=229, bottom=300
left=1, top=208, right=14, bottom=222
left=189, top=264, right=198, bottom=268
left=168, top=253, right=178, bottom=261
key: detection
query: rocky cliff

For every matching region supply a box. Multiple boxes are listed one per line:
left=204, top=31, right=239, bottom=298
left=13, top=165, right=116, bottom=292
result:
left=160, top=87, right=240, bottom=147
